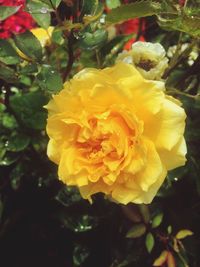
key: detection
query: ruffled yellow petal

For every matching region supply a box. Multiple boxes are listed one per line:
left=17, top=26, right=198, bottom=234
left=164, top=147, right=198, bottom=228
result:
left=144, top=97, right=186, bottom=150
left=133, top=166, right=167, bottom=204
left=133, top=139, right=163, bottom=191
left=158, top=137, right=187, bottom=170
left=58, top=148, right=89, bottom=187
left=47, top=139, right=63, bottom=164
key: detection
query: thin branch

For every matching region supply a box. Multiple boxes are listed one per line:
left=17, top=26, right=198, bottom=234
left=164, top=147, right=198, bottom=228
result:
left=163, top=40, right=196, bottom=79
left=62, top=32, right=74, bottom=82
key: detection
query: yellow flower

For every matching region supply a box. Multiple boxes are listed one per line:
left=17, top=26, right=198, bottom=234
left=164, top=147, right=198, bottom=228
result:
left=45, top=62, right=186, bottom=204
left=31, top=27, right=54, bottom=46
left=117, top=42, right=169, bottom=80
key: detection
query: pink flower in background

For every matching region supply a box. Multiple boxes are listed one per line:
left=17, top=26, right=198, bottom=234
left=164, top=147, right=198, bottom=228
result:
left=0, top=0, right=35, bottom=39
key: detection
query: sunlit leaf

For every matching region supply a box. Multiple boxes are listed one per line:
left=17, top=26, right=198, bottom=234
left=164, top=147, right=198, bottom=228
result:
left=152, top=213, right=163, bottom=228
left=50, top=0, right=62, bottom=8
left=106, top=1, right=161, bottom=24
left=145, top=233, right=155, bottom=253
left=176, top=229, right=193, bottom=240
left=167, top=252, right=176, bottom=267
left=26, top=0, right=52, bottom=29
left=153, top=250, right=168, bottom=266
left=106, top=0, right=120, bottom=9
left=157, top=12, right=200, bottom=38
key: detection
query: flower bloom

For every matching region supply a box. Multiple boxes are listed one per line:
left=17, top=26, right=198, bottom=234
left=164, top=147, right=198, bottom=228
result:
left=31, top=27, right=54, bottom=46
left=0, top=0, right=34, bottom=39
left=117, top=42, right=168, bottom=80
left=45, top=62, right=186, bottom=204
left=117, top=19, right=145, bottom=50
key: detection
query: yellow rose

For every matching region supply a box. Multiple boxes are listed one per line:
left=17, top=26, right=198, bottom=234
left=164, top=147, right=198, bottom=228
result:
left=45, top=62, right=186, bottom=204
left=31, top=27, right=54, bottom=46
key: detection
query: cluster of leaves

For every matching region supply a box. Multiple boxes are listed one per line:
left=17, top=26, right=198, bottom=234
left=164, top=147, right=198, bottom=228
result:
left=0, top=0, right=200, bottom=267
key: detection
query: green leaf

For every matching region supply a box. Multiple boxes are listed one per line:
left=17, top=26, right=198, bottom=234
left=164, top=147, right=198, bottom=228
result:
left=106, top=0, right=120, bottom=9
left=0, top=40, right=20, bottom=65
left=26, top=0, right=52, bottom=29
left=0, top=151, right=19, bottom=166
left=167, top=225, right=172, bottom=234
left=2, top=113, right=18, bottom=129
left=0, top=6, right=20, bottom=21
left=83, top=2, right=104, bottom=24
left=6, top=133, right=30, bottom=152
left=36, top=65, right=63, bottom=93
left=82, top=0, right=99, bottom=15
left=31, top=134, right=47, bottom=153
left=14, top=30, right=43, bottom=61
left=153, top=250, right=168, bottom=266
left=0, top=63, right=18, bottom=83
left=152, top=213, right=163, bottom=228
left=0, top=139, right=6, bottom=165
left=126, top=223, right=146, bottom=238
left=139, top=204, right=150, bottom=224
left=106, top=1, right=161, bottom=24
left=56, top=211, right=98, bottom=233
left=145, top=233, right=155, bottom=253
left=73, top=244, right=90, bottom=266
left=167, top=252, right=176, bottom=267
left=51, top=28, right=64, bottom=45
left=55, top=187, right=82, bottom=207
left=10, top=91, right=48, bottom=130
left=50, top=0, right=62, bottom=8
left=10, top=162, right=26, bottom=190
left=80, top=29, right=108, bottom=50
left=20, top=63, right=38, bottom=74
left=157, top=12, right=200, bottom=38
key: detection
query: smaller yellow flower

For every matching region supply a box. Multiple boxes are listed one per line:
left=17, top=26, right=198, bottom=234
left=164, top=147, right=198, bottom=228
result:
left=117, top=41, right=168, bottom=80
left=31, top=27, right=54, bottom=46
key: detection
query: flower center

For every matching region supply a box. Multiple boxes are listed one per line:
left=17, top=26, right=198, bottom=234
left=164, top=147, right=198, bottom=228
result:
left=136, top=59, right=156, bottom=71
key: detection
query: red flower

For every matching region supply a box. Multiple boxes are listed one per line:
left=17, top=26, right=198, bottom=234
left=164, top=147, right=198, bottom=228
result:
left=0, top=0, right=35, bottom=39
left=117, top=19, right=145, bottom=50
left=179, top=0, right=185, bottom=6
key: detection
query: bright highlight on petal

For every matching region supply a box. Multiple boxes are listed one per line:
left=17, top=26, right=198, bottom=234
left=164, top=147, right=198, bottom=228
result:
left=45, top=62, right=187, bottom=205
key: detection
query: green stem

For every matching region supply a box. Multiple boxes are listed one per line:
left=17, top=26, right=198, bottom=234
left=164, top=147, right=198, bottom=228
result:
left=166, top=88, right=199, bottom=99
left=62, top=32, right=74, bottom=82
left=95, top=49, right=101, bottom=68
